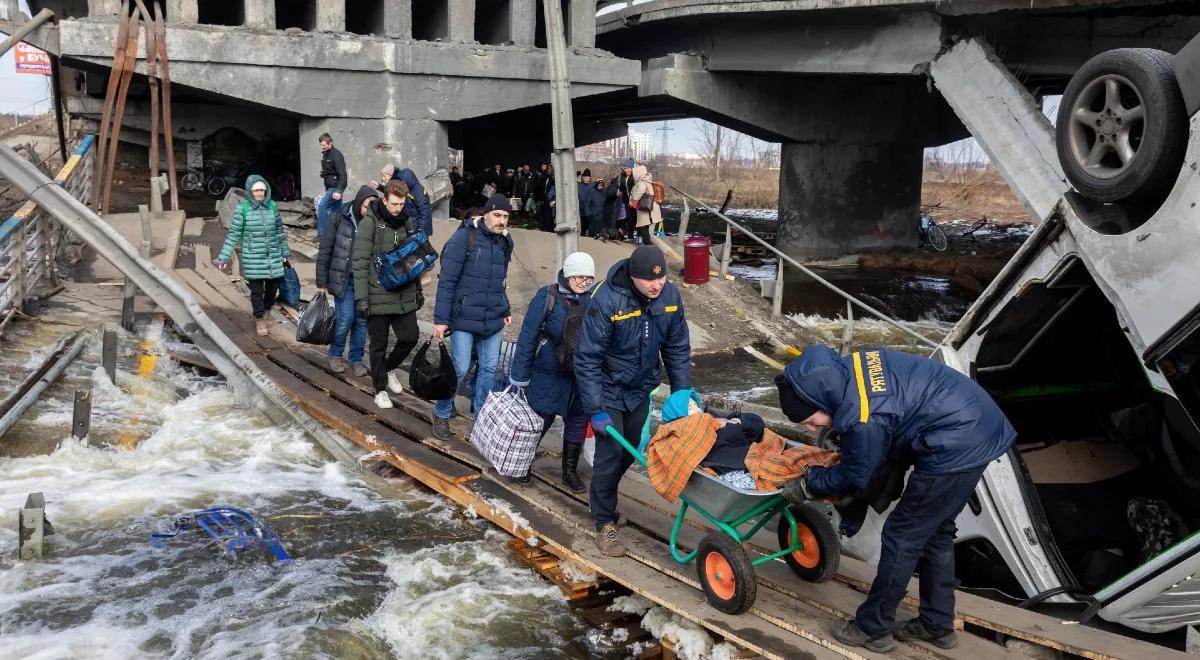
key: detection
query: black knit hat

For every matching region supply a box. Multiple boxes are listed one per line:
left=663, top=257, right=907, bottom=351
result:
left=775, top=373, right=819, bottom=423
left=482, top=193, right=511, bottom=213
left=582, top=168, right=591, bottom=177
left=628, top=245, right=667, bottom=279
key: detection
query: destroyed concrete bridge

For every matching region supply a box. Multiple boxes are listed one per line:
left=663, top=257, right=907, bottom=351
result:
left=8, top=0, right=1200, bottom=258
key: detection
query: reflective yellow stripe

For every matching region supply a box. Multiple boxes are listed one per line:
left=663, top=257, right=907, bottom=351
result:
left=591, top=279, right=607, bottom=298
left=611, top=310, right=642, bottom=322
left=852, top=352, right=869, bottom=423
left=664, top=305, right=678, bottom=312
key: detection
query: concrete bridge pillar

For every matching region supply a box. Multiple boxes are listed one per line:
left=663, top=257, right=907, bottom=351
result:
left=165, top=0, right=198, bottom=24
left=569, top=0, right=596, bottom=48
left=299, top=118, right=449, bottom=199
left=245, top=0, right=274, bottom=30
left=383, top=1, right=412, bottom=38
left=778, top=141, right=922, bottom=261
left=87, top=0, right=121, bottom=16
left=511, top=0, right=535, bottom=46
left=449, top=0, right=475, bottom=42
left=315, top=0, right=344, bottom=33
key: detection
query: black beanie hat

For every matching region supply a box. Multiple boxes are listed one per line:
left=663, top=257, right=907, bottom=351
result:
left=776, top=373, right=819, bottom=423
left=582, top=168, right=591, bottom=177
left=482, top=193, right=511, bottom=213
left=628, top=245, right=667, bottom=279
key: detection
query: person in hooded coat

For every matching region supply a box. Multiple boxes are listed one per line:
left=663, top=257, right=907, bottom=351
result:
left=215, top=175, right=291, bottom=336
left=394, top=167, right=433, bottom=237
left=317, top=185, right=376, bottom=376
left=352, top=179, right=426, bottom=409
left=628, top=164, right=662, bottom=245
left=776, top=344, right=1016, bottom=652
left=509, top=252, right=596, bottom=492
left=605, top=158, right=636, bottom=238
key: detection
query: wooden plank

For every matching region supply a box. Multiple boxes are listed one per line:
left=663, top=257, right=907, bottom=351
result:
left=182, top=217, right=204, bottom=237
left=463, top=477, right=835, bottom=660
left=173, top=269, right=265, bottom=356
left=289, top=345, right=440, bottom=424
left=479, top=470, right=916, bottom=660
left=251, top=358, right=478, bottom=485
left=267, top=349, right=435, bottom=440
left=193, top=244, right=283, bottom=351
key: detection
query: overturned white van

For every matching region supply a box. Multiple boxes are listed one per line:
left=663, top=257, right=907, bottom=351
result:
left=843, top=35, right=1200, bottom=635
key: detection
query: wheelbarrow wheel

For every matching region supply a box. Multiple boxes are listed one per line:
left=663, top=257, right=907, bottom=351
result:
left=778, top=503, right=840, bottom=583
left=696, top=533, right=757, bottom=614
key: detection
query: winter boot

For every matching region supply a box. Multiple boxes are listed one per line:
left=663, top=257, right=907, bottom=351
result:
left=561, top=442, right=586, bottom=493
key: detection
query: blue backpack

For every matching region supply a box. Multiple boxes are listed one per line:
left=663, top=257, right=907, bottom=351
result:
left=372, top=223, right=438, bottom=291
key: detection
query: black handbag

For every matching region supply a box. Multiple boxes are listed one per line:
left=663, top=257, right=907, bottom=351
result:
left=409, top=339, right=458, bottom=401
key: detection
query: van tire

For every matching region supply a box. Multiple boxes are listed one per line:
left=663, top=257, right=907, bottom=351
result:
left=1056, top=48, right=1187, bottom=205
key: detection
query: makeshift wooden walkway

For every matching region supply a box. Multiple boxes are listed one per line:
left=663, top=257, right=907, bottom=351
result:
left=167, top=245, right=1184, bottom=660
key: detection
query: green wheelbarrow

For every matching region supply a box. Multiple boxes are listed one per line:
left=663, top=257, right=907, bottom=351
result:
left=604, top=425, right=840, bottom=615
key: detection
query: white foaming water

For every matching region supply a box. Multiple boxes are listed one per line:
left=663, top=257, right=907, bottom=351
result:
left=0, top=340, right=593, bottom=659
left=365, top=530, right=592, bottom=658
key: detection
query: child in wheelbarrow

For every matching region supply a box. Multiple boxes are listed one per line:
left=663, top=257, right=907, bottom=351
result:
left=645, top=391, right=841, bottom=503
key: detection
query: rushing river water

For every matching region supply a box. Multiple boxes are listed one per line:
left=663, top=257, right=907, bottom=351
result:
left=0, top=322, right=612, bottom=659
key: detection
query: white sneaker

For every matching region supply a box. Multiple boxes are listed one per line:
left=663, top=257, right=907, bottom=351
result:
left=387, top=371, right=404, bottom=395
left=374, top=391, right=393, bottom=409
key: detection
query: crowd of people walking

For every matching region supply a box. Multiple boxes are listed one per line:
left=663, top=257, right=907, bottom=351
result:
left=450, top=157, right=664, bottom=243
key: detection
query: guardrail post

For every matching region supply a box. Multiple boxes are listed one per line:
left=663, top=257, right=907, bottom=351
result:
left=841, top=300, right=854, bottom=356
left=18, top=492, right=51, bottom=561
left=14, top=215, right=27, bottom=309
left=37, top=209, right=58, bottom=287
left=121, top=204, right=154, bottom=330
left=772, top=260, right=784, bottom=318
left=102, top=323, right=118, bottom=382
left=678, top=198, right=690, bottom=240
left=71, top=388, right=91, bottom=441
left=719, top=223, right=732, bottom=280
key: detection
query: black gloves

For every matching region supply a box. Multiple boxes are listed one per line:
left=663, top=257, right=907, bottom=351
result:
left=355, top=299, right=369, bottom=319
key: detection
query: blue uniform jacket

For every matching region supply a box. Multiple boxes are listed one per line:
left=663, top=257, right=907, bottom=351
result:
left=510, top=278, right=587, bottom=418
left=396, top=168, right=433, bottom=236
left=575, top=260, right=692, bottom=414
left=784, top=345, right=1016, bottom=496
left=433, top=218, right=513, bottom=336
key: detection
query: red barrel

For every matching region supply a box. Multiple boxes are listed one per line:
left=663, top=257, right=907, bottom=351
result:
left=683, top=235, right=711, bottom=285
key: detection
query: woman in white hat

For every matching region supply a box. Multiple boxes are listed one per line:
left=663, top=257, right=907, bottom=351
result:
left=508, top=251, right=597, bottom=490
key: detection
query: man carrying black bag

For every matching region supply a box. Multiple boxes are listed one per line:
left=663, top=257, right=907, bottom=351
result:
left=352, top=179, right=426, bottom=410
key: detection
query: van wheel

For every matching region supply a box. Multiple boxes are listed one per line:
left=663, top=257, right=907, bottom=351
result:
left=1056, top=48, right=1187, bottom=205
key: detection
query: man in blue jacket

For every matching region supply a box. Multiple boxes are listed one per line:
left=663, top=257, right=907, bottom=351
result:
left=431, top=194, right=514, bottom=440
left=577, top=169, right=605, bottom=237
left=777, top=345, right=1016, bottom=652
left=575, top=245, right=692, bottom=557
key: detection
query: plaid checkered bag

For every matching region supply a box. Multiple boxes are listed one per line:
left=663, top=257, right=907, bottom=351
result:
left=469, top=386, right=543, bottom=477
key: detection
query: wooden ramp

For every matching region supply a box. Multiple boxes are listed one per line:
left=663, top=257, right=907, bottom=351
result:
left=166, top=252, right=1184, bottom=660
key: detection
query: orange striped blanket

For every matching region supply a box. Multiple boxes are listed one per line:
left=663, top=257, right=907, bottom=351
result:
left=646, top=414, right=840, bottom=501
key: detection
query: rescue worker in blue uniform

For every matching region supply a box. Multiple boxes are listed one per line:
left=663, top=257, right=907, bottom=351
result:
left=777, top=344, right=1016, bottom=652
left=575, top=245, right=692, bottom=558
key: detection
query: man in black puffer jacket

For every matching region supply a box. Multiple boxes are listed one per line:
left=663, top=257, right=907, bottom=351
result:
left=317, top=185, right=376, bottom=376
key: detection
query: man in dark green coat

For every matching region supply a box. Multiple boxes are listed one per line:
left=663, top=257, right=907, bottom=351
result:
left=352, top=179, right=426, bottom=409
left=215, top=175, right=291, bottom=336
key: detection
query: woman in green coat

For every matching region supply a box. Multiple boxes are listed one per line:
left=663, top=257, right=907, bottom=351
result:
left=215, top=175, right=292, bottom=336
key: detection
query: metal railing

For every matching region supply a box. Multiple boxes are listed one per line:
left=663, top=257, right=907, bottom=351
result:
left=671, top=187, right=940, bottom=350
left=0, top=134, right=95, bottom=335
